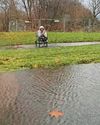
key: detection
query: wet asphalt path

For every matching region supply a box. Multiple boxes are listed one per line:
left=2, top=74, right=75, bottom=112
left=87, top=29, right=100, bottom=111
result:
left=0, top=42, right=100, bottom=50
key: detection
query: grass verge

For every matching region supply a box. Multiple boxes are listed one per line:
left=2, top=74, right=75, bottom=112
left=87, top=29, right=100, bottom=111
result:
left=0, top=32, right=100, bottom=46
left=0, top=45, right=100, bottom=72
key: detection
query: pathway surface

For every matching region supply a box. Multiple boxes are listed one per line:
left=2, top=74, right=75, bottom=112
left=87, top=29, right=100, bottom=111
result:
left=0, top=42, right=100, bottom=50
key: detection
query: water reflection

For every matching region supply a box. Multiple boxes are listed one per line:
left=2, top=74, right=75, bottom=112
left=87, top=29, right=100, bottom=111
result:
left=0, top=63, right=100, bottom=125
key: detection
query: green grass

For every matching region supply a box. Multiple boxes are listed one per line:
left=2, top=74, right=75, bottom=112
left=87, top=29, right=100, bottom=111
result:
left=0, top=32, right=35, bottom=46
left=0, top=45, right=100, bottom=72
left=0, top=32, right=100, bottom=46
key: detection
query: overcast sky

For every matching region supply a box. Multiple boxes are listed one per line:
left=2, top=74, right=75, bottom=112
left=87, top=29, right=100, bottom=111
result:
left=81, top=0, right=89, bottom=6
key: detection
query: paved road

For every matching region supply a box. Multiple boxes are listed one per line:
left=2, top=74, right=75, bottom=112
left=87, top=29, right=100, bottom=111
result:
left=0, top=42, right=100, bottom=50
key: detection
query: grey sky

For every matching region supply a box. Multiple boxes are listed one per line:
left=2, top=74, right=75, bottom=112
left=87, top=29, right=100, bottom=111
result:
left=81, top=0, right=89, bottom=6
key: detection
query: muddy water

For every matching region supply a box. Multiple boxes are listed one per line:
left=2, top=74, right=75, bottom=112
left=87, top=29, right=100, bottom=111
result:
left=0, top=63, right=100, bottom=125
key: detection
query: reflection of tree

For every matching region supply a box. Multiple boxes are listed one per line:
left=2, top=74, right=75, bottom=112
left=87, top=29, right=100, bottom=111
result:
left=0, top=73, right=19, bottom=119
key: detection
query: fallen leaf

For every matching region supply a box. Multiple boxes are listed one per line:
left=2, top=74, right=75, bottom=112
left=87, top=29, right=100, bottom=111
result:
left=49, top=109, right=64, bottom=118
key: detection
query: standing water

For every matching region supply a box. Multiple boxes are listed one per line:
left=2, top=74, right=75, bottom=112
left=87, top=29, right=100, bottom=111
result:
left=0, top=63, right=100, bottom=125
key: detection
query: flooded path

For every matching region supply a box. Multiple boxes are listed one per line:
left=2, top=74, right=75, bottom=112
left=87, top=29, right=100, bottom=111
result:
left=0, top=42, right=100, bottom=50
left=0, top=63, right=100, bottom=125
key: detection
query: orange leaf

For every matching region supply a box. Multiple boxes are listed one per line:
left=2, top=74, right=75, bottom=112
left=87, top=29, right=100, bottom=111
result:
left=49, top=109, right=64, bottom=118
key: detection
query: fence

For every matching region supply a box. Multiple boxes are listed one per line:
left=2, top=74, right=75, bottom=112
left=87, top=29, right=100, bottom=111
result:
left=9, top=18, right=100, bottom=32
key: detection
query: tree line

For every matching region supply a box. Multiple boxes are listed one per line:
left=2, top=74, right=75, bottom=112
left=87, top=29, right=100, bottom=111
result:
left=0, top=0, right=100, bottom=31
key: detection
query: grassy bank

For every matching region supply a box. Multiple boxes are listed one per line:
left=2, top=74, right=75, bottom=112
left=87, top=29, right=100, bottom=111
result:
left=0, top=32, right=100, bottom=46
left=0, top=45, right=100, bottom=72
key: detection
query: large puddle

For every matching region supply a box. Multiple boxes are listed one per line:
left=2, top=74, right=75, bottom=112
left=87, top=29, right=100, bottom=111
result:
left=0, top=63, right=100, bottom=125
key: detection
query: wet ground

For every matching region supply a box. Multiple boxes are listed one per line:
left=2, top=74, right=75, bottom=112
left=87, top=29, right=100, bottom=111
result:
left=0, top=63, right=100, bottom=125
left=1, top=42, right=100, bottom=50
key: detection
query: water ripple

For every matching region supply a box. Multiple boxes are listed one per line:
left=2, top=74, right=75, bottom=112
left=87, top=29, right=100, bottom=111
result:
left=0, top=63, right=100, bottom=125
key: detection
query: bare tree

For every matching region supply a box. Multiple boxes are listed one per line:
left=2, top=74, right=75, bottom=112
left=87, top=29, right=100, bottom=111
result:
left=0, top=0, right=10, bottom=31
left=0, top=0, right=95, bottom=31
left=89, top=0, right=100, bottom=29
left=89, top=0, right=100, bottom=18
left=0, top=0, right=18, bottom=31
